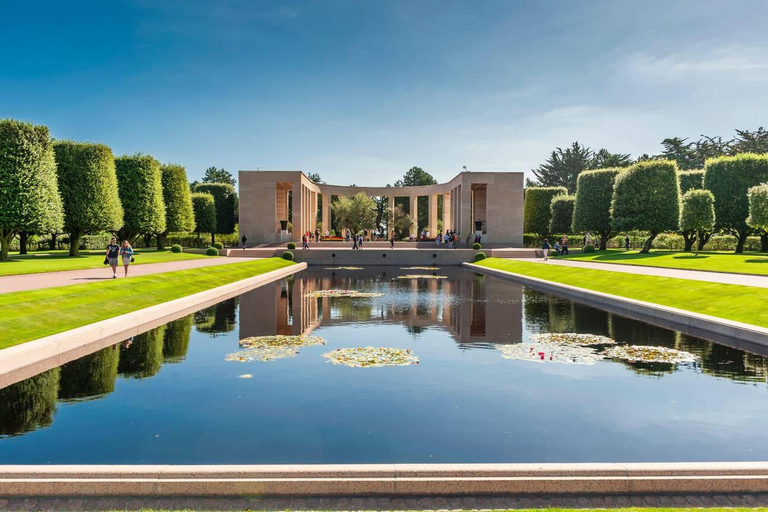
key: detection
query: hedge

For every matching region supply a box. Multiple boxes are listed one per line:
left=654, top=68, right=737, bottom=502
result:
left=523, top=187, right=567, bottom=237
left=195, top=182, right=238, bottom=235
left=572, top=168, right=621, bottom=250
left=680, top=189, right=716, bottom=256
left=611, top=160, right=680, bottom=253
left=472, top=242, right=482, bottom=250
left=0, top=120, right=64, bottom=261
left=54, top=141, right=123, bottom=257
left=171, top=244, right=183, bottom=253
left=678, top=170, right=704, bottom=194
left=747, top=183, right=768, bottom=232
left=115, top=154, right=166, bottom=243
left=206, top=247, right=219, bottom=256
left=213, top=241, right=223, bottom=250
left=159, top=164, right=195, bottom=249
left=549, top=195, right=576, bottom=235
left=705, top=153, right=768, bottom=253
left=191, top=192, right=216, bottom=245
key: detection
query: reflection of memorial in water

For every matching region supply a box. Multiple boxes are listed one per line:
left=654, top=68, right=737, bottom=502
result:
left=239, top=269, right=523, bottom=344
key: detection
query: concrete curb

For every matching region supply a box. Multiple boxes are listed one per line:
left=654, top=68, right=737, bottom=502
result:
left=0, top=262, right=307, bottom=388
left=2, top=463, right=768, bottom=496
left=464, top=262, right=768, bottom=350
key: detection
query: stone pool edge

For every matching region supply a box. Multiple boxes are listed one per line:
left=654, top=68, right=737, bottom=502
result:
left=0, top=262, right=307, bottom=389
left=464, top=262, right=768, bottom=349
left=2, top=463, right=768, bottom=496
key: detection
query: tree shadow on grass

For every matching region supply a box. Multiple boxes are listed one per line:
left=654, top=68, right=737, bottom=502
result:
left=745, top=259, right=768, bottom=264
left=673, top=255, right=711, bottom=260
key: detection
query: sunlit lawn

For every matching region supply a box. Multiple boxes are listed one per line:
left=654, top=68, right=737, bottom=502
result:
left=0, top=248, right=211, bottom=277
left=557, top=248, right=768, bottom=275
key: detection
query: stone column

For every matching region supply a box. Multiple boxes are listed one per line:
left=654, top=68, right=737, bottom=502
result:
left=410, top=195, right=419, bottom=236
left=311, top=191, right=318, bottom=234
left=291, top=182, right=303, bottom=242
left=429, top=193, right=438, bottom=237
left=322, top=193, right=330, bottom=236
left=443, top=191, right=451, bottom=232
left=461, top=184, right=472, bottom=241
left=388, top=195, right=395, bottom=236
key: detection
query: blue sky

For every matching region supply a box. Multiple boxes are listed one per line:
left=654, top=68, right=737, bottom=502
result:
left=3, top=0, right=768, bottom=185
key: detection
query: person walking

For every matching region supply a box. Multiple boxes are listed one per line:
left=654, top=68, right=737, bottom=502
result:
left=119, top=240, right=134, bottom=277
left=315, top=228, right=320, bottom=243
left=436, top=232, right=441, bottom=247
left=241, top=234, right=247, bottom=250
left=352, top=234, right=358, bottom=250
left=561, top=235, right=569, bottom=255
left=542, top=239, right=551, bottom=261
left=358, top=233, right=364, bottom=249
left=390, top=231, right=395, bottom=249
left=625, top=235, right=631, bottom=251
left=302, top=233, right=309, bottom=250
left=105, top=237, right=120, bottom=279
left=584, top=232, right=593, bottom=248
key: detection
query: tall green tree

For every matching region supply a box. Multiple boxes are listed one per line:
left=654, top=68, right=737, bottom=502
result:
left=391, top=204, right=414, bottom=239
left=549, top=195, right=576, bottom=235
left=733, top=127, right=768, bottom=154
left=201, top=166, right=236, bottom=186
left=53, top=141, right=123, bottom=256
left=331, top=193, right=377, bottom=236
left=191, top=192, right=216, bottom=245
left=704, top=153, right=768, bottom=253
left=530, top=142, right=630, bottom=194
left=572, top=168, right=621, bottom=250
left=611, top=160, right=681, bottom=253
left=194, top=183, right=238, bottom=238
left=115, top=154, right=166, bottom=243
left=393, top=167, right=440, bottom=233
left=306, top=172, right=323, bottom=183
left=0, top=120, right=63, bottom=261
left=523, top=187, right=567, bottom=238
left=677, top=170, right=706, bottom=251
left=158, top=164, right=195, bottom=249
left=679, top=189, right=715, bottom=256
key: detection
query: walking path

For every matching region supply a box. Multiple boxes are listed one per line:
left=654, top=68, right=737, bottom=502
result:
left=523, top=257, right=768, bottom=288
left=0, top=257, right=261, bottom=294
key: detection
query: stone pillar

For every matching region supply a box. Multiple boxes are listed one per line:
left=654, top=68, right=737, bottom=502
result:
left=410, top=195, right=418, bottom=236
left=388, top=195, right=395, bottom=236
left=291, top=182, right=303, bottom=242
left=429, top=193, right=438, bottom=238
left=311, top=191, right=318, bottom=234
left=443, top=191, right=451, bottom=232
left=322, top=193, right=330, bottom=236
left=461, top=184, right=472, bottom=241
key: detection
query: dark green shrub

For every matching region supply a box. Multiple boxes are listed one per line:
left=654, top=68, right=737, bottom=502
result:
left=115, top=154, right=166, bottom=243
left=680, top=189, right=716, bottom=256
left=287, top=242, right=296, bottom=250
left=611, top=160, right=681, bottom=253
left=679, top=170, right=704, bottom=194
left=158, top=163, right=195, bottom=249
left=171, top=244, right=183, bottom=253
left=191, top=192, right=216, bottom=246
left=572, top=168, right=622, bottom=250
left=282, top=250, right=295, bottom=261
left=704, top=153, right=768, bottom=253
left=0, top=120, right=63, bottom=261
left=524, top=187, right=567, bottom=237
left=54, top=141, right=123, bottom=257
left=549, top=195, right=576, bottom=234
left=195, top=182, right=238, bottom=235
left=213, top=241, right=223, bottom=250
left=583, top=244, right=596, bottom=253
left=206, top=247, right=219, bottom=256
left=474, top=251, right=487, bottom=261
left=472, top=242, right=482, bottom=250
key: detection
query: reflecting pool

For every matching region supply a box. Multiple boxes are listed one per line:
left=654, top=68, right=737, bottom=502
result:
left=1, top=266, right=768, bottom=464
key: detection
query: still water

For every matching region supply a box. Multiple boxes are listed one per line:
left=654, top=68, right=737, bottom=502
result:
left=1, top=267, right=767, bottom=464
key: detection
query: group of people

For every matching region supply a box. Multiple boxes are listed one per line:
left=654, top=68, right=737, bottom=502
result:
left=105, top=237, right=134, bottom=278
left=435, top=230, right=462, bottom=248
left=540, top=232, right=633, bottom=261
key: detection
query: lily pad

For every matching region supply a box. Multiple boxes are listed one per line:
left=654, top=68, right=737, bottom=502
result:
left=396, top=274, right=448, bottom=279
left=530, top=332, right=616, bottom=346
left=308, top=290, right=383, bottom=298
left=322, top=347, right=419, bottom=368
left=226, top=335, right=326, bottom=363
left=226, top=347, right=300, bottom=362
left=604, top=345, right=699, bottom=364
left=324, top=266, right=364, bottom=270
left=400, top=267, right=441, bottom=270
left=497, top=342, right=605, bottom=365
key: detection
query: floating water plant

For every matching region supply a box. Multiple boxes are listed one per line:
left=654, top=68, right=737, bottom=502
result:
left=604, top=345, right=699, bottom=364
left=322, top=347, right=419, bottom=367
left=226, top=335, right=325, bottom=363
left=324, top=266, right=364, bottom=270
left=308, top=290, right=383, bottom=298
left=530, top=332, right=616, bottom=346
left=497, top=342, right=605, bottom=365
left=396, top=274, right=448, bottom=280
left=226, top=347, right=301, bottom=362
left=400, top=267, right=441, bottom=270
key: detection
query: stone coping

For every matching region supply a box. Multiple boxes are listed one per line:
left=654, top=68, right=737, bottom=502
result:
left=2, top=463, right=768, bottom=496
left=464, top=262, right=768, bottom=352
left=0, top=262, right=307, bottom=389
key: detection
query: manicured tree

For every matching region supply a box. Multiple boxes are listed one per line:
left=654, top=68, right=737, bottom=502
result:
left=118, top=325, right=166, bottom=379
left=747, top=184, right=768, bottom=250
left=58, top=346, right=120, bottom=400
left=195, top=182, right=238, bottom=238
left=191, top=192, right=216, bottom=245
left=114, top=154, right=166, bottom=243
left=679, top=189, right=715, bottom=256
left=611, top=160, right=681, bottom=254
left=0, top=120, right=63, bottom=261
left=571, top=168, right=621, bottom=250
left=677, top=170, right=706, bottom=251
left=53, top=141, right=123, bottom=256
left=549, top=195, right=575, bottom=235
left=704, top=154, right=768, bottom=253
left=163, top=315, right=193, bottom=363
left=158, top=164, right=195, bottom=250
left=523, top=187, right=567, bottom=239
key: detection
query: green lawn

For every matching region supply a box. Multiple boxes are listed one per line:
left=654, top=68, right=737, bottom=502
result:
left=474, top=257, right=768, bottom=328
left=0, top=258, right=294, bottom=349
left=557, top=248, right=768, bottom=275
left=0, top=248, right=212, bottom=277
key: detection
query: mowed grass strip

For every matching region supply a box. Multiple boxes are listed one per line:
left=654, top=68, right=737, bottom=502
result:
left=0, top=258, right=295, bottom=349
left=0, top=248, right=211, bottom=277
left=474, top=257, right=768, bottom=328
left=558, top=248, right=768, bottom=275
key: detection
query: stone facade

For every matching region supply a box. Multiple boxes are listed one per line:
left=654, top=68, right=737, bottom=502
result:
left=238, top=170, right=524, bottom=246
